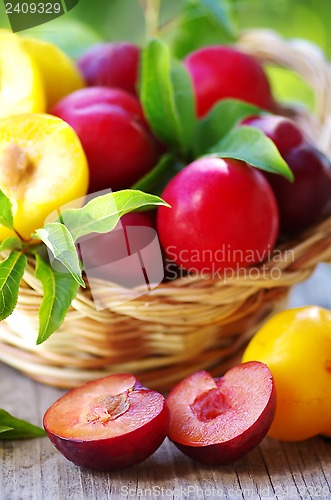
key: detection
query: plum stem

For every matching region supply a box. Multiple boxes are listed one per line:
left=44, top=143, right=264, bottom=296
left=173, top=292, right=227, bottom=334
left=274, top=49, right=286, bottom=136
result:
left=142, top=0, right=161, bottom=39
left=13, top=228, right=29, bottom=244
left=158, top=15, right=178, bottom=36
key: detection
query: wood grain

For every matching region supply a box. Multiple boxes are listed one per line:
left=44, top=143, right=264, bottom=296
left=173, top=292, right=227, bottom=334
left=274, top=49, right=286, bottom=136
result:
left=1, top=264, right=331, bottom=500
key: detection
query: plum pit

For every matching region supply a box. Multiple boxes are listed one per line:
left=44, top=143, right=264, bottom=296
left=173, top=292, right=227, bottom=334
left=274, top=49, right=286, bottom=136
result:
left=1, top=143, right=33, bottom=191
left=86, top=392, right=130, bottom=424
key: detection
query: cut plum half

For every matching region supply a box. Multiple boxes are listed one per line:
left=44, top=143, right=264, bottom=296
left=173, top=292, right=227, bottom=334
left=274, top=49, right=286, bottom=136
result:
left=44, top=374, right=170, bottom=471
left=166, top=362, right=276, bottom=465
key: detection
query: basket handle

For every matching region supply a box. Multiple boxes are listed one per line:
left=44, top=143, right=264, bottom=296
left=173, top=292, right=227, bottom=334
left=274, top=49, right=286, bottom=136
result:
left=238, top=29, right=331, bottom=155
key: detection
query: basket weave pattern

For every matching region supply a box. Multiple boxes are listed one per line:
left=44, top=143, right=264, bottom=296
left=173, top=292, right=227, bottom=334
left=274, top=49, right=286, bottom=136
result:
left=1, top=30, right=331, bottom=389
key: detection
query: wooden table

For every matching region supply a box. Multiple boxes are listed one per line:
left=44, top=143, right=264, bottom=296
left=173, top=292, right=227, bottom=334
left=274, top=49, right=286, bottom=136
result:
left=1, top=264, right=331, bottom=500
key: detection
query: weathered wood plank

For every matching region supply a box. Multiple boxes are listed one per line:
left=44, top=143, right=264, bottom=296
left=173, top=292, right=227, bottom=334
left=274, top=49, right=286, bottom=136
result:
left=1, top=264, right=331, bottom=500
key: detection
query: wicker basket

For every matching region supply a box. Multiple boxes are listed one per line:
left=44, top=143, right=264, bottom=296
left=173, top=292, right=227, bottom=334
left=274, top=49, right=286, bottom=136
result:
left=1, top=29, right=331, bottom=390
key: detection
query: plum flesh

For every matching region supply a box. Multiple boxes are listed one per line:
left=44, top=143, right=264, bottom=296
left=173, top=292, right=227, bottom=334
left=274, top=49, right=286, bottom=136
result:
left=166, top=362, right=276, bottom=465
left=44, top=374, right=170, bottom=471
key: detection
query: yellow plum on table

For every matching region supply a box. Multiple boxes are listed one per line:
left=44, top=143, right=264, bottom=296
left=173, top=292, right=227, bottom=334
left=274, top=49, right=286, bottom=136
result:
left=242, top=306, right=331, bottom=441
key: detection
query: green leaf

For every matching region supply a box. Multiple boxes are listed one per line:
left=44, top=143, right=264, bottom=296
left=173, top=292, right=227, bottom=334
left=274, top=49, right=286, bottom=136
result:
left=195, top=99, right=262, bottom=156
left=0, top=189, right=13, bottom=229
left=132, top=154, right=183, bottom=195
left=33, top=223, right=85, bottom=287
left=35, top=255, right=79, bottom=344
left=0, top=409, right=45, bottom=440
left=209, top=126, right=294, bottom=181
left=0, top=426, right=14, bottom=433
left=0, top=237, right=22, bottom=252
left=173, top=0, right=237, bottom=59
left=140, top=39, right=179, bottom=150
left=60, top=190, right=169, bottom=241
left=140, top=39, right=196, bottom=157
left=170, top=59, right=197, bottom=156
left=0, top=251, right=27, bottom=320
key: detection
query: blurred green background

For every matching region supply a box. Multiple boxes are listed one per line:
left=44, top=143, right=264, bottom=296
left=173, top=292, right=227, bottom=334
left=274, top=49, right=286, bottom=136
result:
left=1, top=0, right=330, bottom=54
left=1, top=0, right=330, bottom=108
